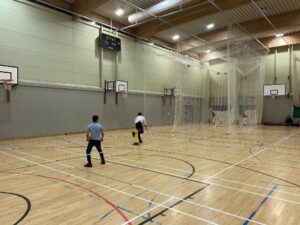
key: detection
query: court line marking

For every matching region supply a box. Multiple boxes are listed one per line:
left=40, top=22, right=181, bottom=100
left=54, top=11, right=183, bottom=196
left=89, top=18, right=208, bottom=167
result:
left=108, top=158, right=300, bottom=206
left=0, top=167, right=52, bottom=180
left=5, top=148, right=268, bottom=225
left=50, top=141, right=300, bottom=205
left=203, top=130, right=300, bottom=183
left=113, top=156, right=300, bottom=197
left=243, top=185, right=277, bottom=225
left=121, top=198, right=175, bottom=225
left=0, top=150, right=222, bottom=225
left=55, top=145, right=300, bottom=206
left=0, top=148, right=74, bottom=169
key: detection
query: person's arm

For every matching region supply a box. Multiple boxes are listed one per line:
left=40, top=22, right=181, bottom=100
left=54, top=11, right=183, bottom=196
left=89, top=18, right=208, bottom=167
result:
left=143, top=117, right=148, bottom=130
left=86, top=131, right=90, bottom=141
left=101, top=129, right=104, bottom=142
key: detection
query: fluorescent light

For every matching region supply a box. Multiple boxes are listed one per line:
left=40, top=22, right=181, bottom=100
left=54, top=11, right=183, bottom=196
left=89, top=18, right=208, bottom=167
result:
left=115, top=9, right=124, bottom=16
left=276, top=33, right=284, bottom=38
left=206, top=23, right=215, bottom=30
left=172, top=34, right=180, bottom=41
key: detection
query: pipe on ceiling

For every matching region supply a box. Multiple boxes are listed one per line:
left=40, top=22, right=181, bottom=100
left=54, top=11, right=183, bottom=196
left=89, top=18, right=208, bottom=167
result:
left=128, top=0, right=188, bottom=23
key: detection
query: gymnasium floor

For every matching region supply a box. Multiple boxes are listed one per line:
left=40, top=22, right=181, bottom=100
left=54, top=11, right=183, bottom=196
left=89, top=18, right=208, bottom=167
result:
left=1, top=125, right=300, bottom=225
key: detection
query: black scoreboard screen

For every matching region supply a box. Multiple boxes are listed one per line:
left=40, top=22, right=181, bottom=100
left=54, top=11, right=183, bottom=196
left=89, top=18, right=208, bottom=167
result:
left=100, top=33, right=121, bottom=51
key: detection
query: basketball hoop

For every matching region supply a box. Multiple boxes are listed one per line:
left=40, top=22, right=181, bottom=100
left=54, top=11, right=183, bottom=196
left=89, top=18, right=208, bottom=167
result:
left=3, top=80, right=12, bottom=91
left=270, top=94, right=277, bottom=100
left=121, top=90, right=128, bottom=98
left=1, top=79, right=13, bottom=102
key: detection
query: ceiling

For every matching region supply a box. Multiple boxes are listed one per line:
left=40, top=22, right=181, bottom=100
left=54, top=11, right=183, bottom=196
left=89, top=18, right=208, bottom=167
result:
left=40, top=0, right=300, bottom=61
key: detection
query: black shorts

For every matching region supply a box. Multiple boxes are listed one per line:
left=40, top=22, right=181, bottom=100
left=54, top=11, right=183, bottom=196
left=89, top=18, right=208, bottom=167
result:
left=135, top=122, right=144, bottom=134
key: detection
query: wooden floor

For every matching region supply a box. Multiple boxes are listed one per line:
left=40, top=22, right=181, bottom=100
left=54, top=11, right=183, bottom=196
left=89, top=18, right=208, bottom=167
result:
left=1, top=125, right=300, bottom=225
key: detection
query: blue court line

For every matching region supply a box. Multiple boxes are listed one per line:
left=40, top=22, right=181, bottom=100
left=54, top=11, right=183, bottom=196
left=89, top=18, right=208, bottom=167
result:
left=243, top=185, right=277, bottom=225
left=147, top=194, right=158, bottom=222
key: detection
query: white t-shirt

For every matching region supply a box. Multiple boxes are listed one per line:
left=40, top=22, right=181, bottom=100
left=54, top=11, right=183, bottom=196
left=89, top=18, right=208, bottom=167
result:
left=135, top=115, right=146, bottom=125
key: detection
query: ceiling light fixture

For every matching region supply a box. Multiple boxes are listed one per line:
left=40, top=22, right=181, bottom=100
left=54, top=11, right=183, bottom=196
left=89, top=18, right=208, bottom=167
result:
left=206, top=49, right=212, bottom=53
left=206, top=23, right=215, bottom=30
left=91, top=21, right=96, bottom=25
left=115, top=9, right=124, bottom=17
left=275, top=33, right=284, bottom=38
left=172, top=34, right=180, bottom=41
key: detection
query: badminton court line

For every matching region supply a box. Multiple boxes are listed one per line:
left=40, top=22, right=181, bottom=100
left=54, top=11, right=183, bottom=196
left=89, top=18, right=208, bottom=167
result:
left=108, top=158, right=300, bottom=205
left=113, top=156, right=300, bottom=198
left=7, top=148, right=269, bottom=225
left=203, top=130, right=300, bottom=183
left=0, top=167, right=52, bottom=180
left=0, top=150, right=222, bottom=225
left=0, top=148, right=74, bottom=169
left=50, top=145, right=300, bottom=205
left=54, top=145, right=300, bottom=205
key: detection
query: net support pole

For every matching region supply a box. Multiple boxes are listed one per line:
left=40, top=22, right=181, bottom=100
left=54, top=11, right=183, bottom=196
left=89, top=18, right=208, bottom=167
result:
left=6, top=89, right=10, bottom=102
left=104, top=80, right=107, bottom=104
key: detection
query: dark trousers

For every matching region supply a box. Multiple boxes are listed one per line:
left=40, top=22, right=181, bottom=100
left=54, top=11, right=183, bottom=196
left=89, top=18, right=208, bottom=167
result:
left=86, top=140, right=105, bottom=164
left=135, top=122, right=144, bottom=142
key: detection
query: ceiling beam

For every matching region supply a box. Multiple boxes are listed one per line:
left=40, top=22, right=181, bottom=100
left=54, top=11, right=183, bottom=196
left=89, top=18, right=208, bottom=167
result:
left=148, top=36, right=174, bottom=49
left=42, top=0, right=72, bottom=10
left=134, top=0, right=263, bottom=37
left=87, top=12, right=133, bottom=31
left=39, top=0, right=131, bottom=31
left=72, top=0, right=111, bottom=15
left=199, top=32, right=300, bottom=61
left=178, top=9, right=300, bottom=53
left=260, top=32, right=300, bottom=48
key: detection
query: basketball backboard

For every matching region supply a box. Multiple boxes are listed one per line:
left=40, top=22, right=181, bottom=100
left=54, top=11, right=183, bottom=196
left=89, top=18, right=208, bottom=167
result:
left=115, top=80, right=128, bottom=92
left=263, top=84, right=285, bottom=96
left=0, top=65, right=18, bottom=84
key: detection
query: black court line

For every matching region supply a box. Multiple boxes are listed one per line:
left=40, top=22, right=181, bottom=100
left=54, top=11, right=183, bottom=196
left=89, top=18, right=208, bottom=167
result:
left=142, top=148, right=300, bottom=188
left=108, top=159, right=207, bottom=185
left=0, top=192, right=31, bottom=225
left=249, top=146, right=300, bottom=169
left=121, top=153, right=196, bottom=178
left=138, top=186, right=207, bottom=225
left=57, top=135, right=300, bottom=188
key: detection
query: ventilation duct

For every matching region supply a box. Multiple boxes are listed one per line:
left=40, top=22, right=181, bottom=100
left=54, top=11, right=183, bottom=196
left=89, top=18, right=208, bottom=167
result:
left=128, top=0, right=187, bottom=23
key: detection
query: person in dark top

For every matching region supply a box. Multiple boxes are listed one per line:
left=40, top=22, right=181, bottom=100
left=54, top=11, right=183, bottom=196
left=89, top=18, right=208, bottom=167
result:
left=285, top=115, right=293, bottom=126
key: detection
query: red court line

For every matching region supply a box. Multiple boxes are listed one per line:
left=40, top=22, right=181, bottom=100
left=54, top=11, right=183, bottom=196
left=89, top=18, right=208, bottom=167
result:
left=1, top=172, right=132, bottom=225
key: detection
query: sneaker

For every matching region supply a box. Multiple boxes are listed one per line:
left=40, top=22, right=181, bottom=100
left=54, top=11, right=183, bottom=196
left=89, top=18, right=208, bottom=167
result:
left=84, top=163, right=92, bottom=167
left=139, top=140, right=143, bottom=143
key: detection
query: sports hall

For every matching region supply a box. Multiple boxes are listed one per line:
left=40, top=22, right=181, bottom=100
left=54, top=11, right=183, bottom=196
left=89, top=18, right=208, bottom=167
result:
left=1, top=0, right=300, bottom=225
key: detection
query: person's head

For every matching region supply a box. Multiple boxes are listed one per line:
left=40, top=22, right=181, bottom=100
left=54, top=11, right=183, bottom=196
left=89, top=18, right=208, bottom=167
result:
left=138, top=112, right=142, bottom=116
left=92, top=115, right=99, bottom=122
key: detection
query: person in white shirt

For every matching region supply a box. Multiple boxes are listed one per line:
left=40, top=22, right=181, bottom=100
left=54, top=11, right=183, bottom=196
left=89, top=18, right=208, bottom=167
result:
left=135, top=112, right=147, bottom=143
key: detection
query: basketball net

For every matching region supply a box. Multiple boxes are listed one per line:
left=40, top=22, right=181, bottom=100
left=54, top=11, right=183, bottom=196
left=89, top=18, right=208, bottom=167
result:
left=121, top=90, right=128, bottom=98
left=2, top=80, right=12, bottom=102
left=271, top=94, right=277, bottom=100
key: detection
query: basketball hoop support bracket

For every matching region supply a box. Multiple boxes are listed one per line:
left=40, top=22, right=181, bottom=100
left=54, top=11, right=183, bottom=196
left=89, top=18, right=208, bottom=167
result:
left=163, top=87, right=175, bottom=106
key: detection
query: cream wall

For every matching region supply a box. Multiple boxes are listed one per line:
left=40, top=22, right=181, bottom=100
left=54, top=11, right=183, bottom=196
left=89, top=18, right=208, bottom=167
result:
left=0, top=0, right=207, bottom=93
